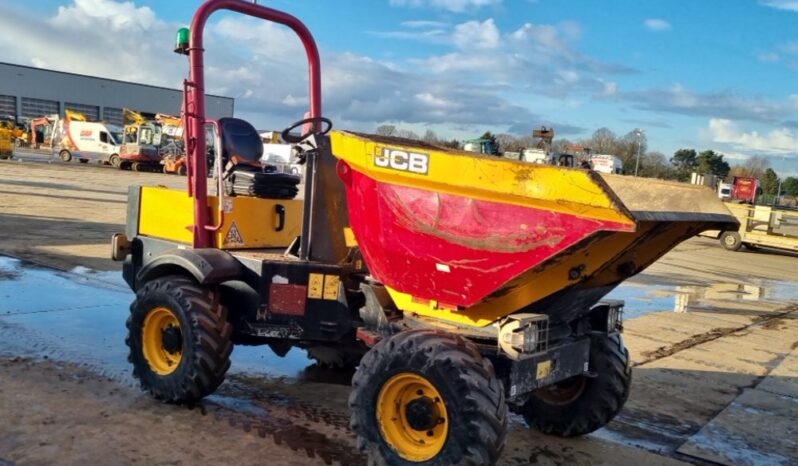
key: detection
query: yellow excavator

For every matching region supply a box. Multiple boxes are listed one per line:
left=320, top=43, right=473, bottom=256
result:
left=0, top=119, right=13, bottom=159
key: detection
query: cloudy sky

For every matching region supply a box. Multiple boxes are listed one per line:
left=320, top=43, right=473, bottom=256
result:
left=1, top=0, right=797, bottom=176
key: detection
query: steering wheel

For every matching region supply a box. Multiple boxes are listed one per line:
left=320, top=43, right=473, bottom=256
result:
left=281, top=116, right=332, bottom=143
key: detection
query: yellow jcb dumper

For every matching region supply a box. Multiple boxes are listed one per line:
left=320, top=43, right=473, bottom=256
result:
left=111, top=1, right=738, bottom=464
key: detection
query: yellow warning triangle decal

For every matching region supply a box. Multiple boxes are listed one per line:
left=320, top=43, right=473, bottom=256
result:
left=223, top=221, right=244, bottom=246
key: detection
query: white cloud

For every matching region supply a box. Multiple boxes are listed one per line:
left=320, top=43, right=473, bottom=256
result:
left=0, top=0, right=179, bottom=88
left=401, top=20, right=450, bottom=28
left=707, top=118, right=798, bottom=154
left=0, top=1, right=609, bottom=137
left=760, top=0, right=798, bottom=12
left=758, top=51, right=781, bottom=63
left=601, top=80, right=618, bottom=96
left=51, top=0, right=160, bottom=32
left=621, top=84, right=798, bottom=123
left=452, top=19, right=500, bottom=50
left=411, top=19, right=633, bottom=100
left=389, top=0, right=501, bottom=13
left=643, top=18, right=671, bottom=31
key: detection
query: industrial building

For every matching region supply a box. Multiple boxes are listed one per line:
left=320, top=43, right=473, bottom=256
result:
left=0, top=62, right=234, bottom=126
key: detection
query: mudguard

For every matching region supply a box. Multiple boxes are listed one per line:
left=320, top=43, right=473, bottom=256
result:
left=136, top=248, right=243, bottom=289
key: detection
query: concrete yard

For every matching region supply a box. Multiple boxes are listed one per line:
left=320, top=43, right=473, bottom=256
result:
left=1, top=157, right=797, bottom=466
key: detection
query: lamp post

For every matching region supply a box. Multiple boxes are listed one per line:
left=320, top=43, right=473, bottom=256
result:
left=634, top=128, right=645, bottom=177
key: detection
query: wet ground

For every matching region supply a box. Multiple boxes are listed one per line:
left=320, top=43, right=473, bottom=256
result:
left=1, top=161, right=797, bottom=465
left=2, top=249, right=797, bottom=465
left=606, top=279, right=798, bottom=319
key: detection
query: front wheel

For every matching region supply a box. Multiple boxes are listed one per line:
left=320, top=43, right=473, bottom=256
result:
left=59, top=150, right=72, bottom=162
left=515, top=334, right=631, bottom=437
left=110, top=154, right=121, bottom=169
left=126, top=275, right=233, bottom=403
left=349, top=330, right=507, bottom=465
left=720, top=231, right=742, bottom=251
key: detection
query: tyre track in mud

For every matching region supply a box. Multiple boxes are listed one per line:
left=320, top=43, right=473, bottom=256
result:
left=198, top=376, right=363, bottom=466
left=634, top=306, right=798, bottom=366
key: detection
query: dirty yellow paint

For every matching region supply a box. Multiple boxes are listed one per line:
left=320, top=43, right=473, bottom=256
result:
left=330, top=131, right=636, bottom=228
left=137, top=186, right=303, bottom=249
left=536, top=360, right=552, bottom=380
left=343, top=227, right=358, bottom=247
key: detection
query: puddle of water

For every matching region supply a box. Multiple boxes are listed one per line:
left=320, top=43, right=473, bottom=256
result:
left=606, top=279, right=798, bottom=319
left=0, top=256, right=315, bottom=384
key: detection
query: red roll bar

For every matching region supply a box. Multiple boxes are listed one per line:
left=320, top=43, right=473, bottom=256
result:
left=185, top=0, right=322, bottom=248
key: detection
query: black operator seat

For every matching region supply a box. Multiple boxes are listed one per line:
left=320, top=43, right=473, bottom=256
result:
left=218, top=117, right=301, bottom=200
left=218, top=117, right=263, bottom=166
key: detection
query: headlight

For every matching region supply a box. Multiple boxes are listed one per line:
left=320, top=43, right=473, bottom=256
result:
left=498, top=313, right=549, bottom=359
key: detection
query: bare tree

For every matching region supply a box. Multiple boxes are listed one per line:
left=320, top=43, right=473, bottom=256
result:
left=375, top=125, right=397, bottom=137
left=422, top=129, right=438, bottom=144
left=496, top=133, right=523, bottom=152
left=397, top=129, right=420, bottom=140
left=743, top=155, right=770, bottom=179
left=591, top=128, right=617, bottom=154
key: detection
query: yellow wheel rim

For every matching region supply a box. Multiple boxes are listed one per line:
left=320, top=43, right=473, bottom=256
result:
left=376, top=373, right=448, bottom=462
left=142, top=306, right=183, bottom=375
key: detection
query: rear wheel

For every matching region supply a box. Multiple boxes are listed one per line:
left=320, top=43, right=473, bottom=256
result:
left=349, top=330, right=507, bottom=465
left=720, top=231, right=742, bottom=251
left=177, top=165, right=187, bottom=176
left=515, top=334, right=631, bottom=437
left=126, top=275, right=233, bottom=403
left=131, top=162, right=141, bottom=172
left=59, top=150, right=71, bottom=162
left=110, top=154, right=121, bottom=169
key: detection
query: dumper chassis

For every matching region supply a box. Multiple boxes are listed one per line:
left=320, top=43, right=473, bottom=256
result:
left=113, top=1, right=738, bottom=465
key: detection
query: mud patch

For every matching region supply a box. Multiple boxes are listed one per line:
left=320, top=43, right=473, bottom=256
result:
left=638, top=327, right=739, bottom=365
left=203, top=377, right=361, bottom=465
left=595, top=407, right=702, bottom=453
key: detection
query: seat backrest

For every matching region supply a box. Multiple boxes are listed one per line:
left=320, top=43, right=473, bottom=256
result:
left=218, top=117, right=263, bottom=164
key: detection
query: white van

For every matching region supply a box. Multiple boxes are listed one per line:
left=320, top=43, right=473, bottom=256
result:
left=519, top=148, right=549, bottom=164
left=590, top=154, right=624, bottom=174
left=53, top=120, right=124, bottom=164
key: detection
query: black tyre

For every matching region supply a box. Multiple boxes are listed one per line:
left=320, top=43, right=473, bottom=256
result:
left=720, top=231, right=742, bottom=251
left=126, top=275, right=233, bottom=403
left=350, top=330, right=507, bottom=465
left=516, top=334, right=631, bottom=437
left=110, top=154, right=121, bottom=169
left=177, top=165, right=187, bottom=176
left=131, top=162, right=141, bottom=172
left=0, top=153, right=9, bottom=160
left=79, top=158, right=88, bottom=164
left=59, top=150, right=72, bottom=162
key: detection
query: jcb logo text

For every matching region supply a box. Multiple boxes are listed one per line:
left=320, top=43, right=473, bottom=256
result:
left=374, top=148, right=429, bottom=175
